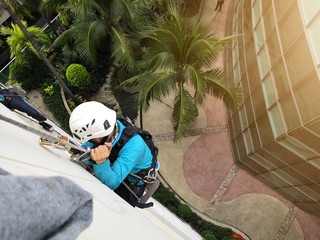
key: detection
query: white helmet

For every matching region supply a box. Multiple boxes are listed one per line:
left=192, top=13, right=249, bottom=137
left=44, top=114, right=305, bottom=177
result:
left=69, top=101, right=116, bottom=143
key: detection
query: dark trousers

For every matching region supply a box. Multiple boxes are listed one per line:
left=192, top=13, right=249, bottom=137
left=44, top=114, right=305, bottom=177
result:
left=114, top=182, right=145, bottom=208
left=114, top=183, right=137, bottom=207
left=0, top=89, right=46, bottom=122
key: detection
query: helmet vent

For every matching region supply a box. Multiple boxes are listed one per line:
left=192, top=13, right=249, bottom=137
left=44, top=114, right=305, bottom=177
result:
left=104, top=120, right=110, bottom=130
left=91, top=119, right=95, bottom=125
left=73, top=133, right=81, bottom=140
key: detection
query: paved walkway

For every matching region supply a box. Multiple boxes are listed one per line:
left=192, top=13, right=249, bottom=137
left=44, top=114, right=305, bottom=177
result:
left=25, top=0, right=320, bottom=239
left=139, top=1, right=320, bottom=239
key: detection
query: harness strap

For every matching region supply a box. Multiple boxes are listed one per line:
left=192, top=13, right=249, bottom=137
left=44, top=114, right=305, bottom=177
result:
left=109, top=125, right=140, bottom=164
left=109, top=118, right=159, bottom=200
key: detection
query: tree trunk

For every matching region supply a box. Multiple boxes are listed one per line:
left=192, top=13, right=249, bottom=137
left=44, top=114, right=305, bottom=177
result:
left=40, top=11, right=59, bottom=38
left=0, top=0, right=75, bottom=101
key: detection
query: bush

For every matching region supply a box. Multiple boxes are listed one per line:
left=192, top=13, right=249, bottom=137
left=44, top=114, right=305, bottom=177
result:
left=153, top=184, right=180, bottom=209
left=202, top=230, right=217, bottom=240
left=42, top=83, right=70, bottom=131
left=8, top=48, right=49, bottom=90
left=66, top=63, right=92, bottom=90
left=44, top=85, right=54, bottom=96
left=177, top=204, right=195, bottom=222
left=153, top=183, right=234, bottom=240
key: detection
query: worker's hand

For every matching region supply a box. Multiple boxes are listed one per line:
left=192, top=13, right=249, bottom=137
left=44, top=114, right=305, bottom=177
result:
left=90, top=144, right=111, bottom=164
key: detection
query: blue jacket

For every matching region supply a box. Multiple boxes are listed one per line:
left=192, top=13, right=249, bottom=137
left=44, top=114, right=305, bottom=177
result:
left=83, top=120, right=153, bottom=190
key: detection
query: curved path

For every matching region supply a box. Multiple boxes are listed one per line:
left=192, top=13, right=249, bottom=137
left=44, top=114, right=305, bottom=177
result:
left=143, top=1, right=320, bottom=239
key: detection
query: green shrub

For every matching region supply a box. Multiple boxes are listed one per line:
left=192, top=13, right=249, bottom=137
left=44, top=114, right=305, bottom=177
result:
left=202, top=230, right=217, bottom=240
left=153, top=184, right=180, bottom=209
left=153, top=183, right=234, bottom=240
left=42, top=83, right=70, bottom=131
left=177, top=204, right=195, bottom=222
left=9, top=48, right=49, bottom=90
left=66, top=64, right=92, bottom=90
left=44, top=85, right=54, bottom=96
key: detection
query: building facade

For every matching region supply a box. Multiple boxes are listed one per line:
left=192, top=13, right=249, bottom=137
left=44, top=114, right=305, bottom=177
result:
left=226, top=0, right=320, bottom=216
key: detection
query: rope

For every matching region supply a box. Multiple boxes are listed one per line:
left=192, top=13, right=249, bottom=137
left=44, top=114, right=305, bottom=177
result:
left=0, top=114, right=85, bottom=153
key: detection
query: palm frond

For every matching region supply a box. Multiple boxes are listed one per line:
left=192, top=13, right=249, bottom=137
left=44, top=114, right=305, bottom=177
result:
left=27, top=26, right=52, bottom=46
left=41, top=0, right=68, bottom=14
left=183, top=65, right=206, bottom=104
left=122, top=72, right=177, bottom=108
left=203, top=69, right=243, bottom=107
left=111, top=27, right=137, bottom=73
left=110, top=0, right=133, bottom=23
left=148, top=27, right=181, bottom=55
left=79, top=0, right=108, bottom=21
left=172, top=88, right=198, bottom=142
left=49, top=27, right=75, bottom=51
left=145, top=52, right=177, bottom=72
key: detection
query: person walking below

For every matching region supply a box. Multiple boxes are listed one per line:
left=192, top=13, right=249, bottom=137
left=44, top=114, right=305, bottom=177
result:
left=215, top=0, right=224, bottom=12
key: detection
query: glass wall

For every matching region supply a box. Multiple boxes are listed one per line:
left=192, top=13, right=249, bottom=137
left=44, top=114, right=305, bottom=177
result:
left=226, top=0, right=320, bottom=216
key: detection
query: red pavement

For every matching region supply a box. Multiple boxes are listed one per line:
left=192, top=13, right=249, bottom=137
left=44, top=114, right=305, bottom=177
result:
left=181, top=1, right=320, bottom=239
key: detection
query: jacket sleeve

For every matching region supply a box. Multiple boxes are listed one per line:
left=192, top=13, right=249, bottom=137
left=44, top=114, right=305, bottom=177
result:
left=92, top=135, right=148, bottom=190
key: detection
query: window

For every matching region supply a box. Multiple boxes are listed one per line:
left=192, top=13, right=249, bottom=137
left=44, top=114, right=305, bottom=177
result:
left=252, top=0, right=261, bottom=27
left=239, top=106, right=248, bottom=130
left=254, top=20, right=265, bottom=52
left=243, top=129, right=253, bottom=154
left=249, top=123, right=262, bottom=150
left=268, top=105, right=285, bottom=138
left=278, top=94, right=300, bottom=131
left=299, top=1, right=320, bottom=24
left=265, top=141, right=302, bottom=165
left=256, top=113, right=274, bottom=146
left=279, top=136, right=317, bottom=160
left=257, top=47, right=270, bottom=79
left=262, top=74, right=277, bottom=108
left=291, top=127, right=320, bottom=155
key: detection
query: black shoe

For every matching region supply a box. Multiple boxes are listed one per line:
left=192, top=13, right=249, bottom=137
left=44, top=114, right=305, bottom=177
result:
left=39, top=121, right=53, bottom=132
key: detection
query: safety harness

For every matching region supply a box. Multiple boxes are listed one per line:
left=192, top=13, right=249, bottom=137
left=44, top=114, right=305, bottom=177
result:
left=109, top=118, right=159, bottom=208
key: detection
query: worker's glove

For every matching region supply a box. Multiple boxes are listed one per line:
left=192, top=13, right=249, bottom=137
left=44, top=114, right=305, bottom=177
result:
left=0, top=94, right=5, bottom=102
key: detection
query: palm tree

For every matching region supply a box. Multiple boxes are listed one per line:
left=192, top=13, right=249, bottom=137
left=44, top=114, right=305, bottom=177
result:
left=0, top=0, right=75, bottom=99
left=0, top=21, right=51, bottom=58
left=122, top=0, right=243, bottom=142
left=44, top=0, right=136, bottom=67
